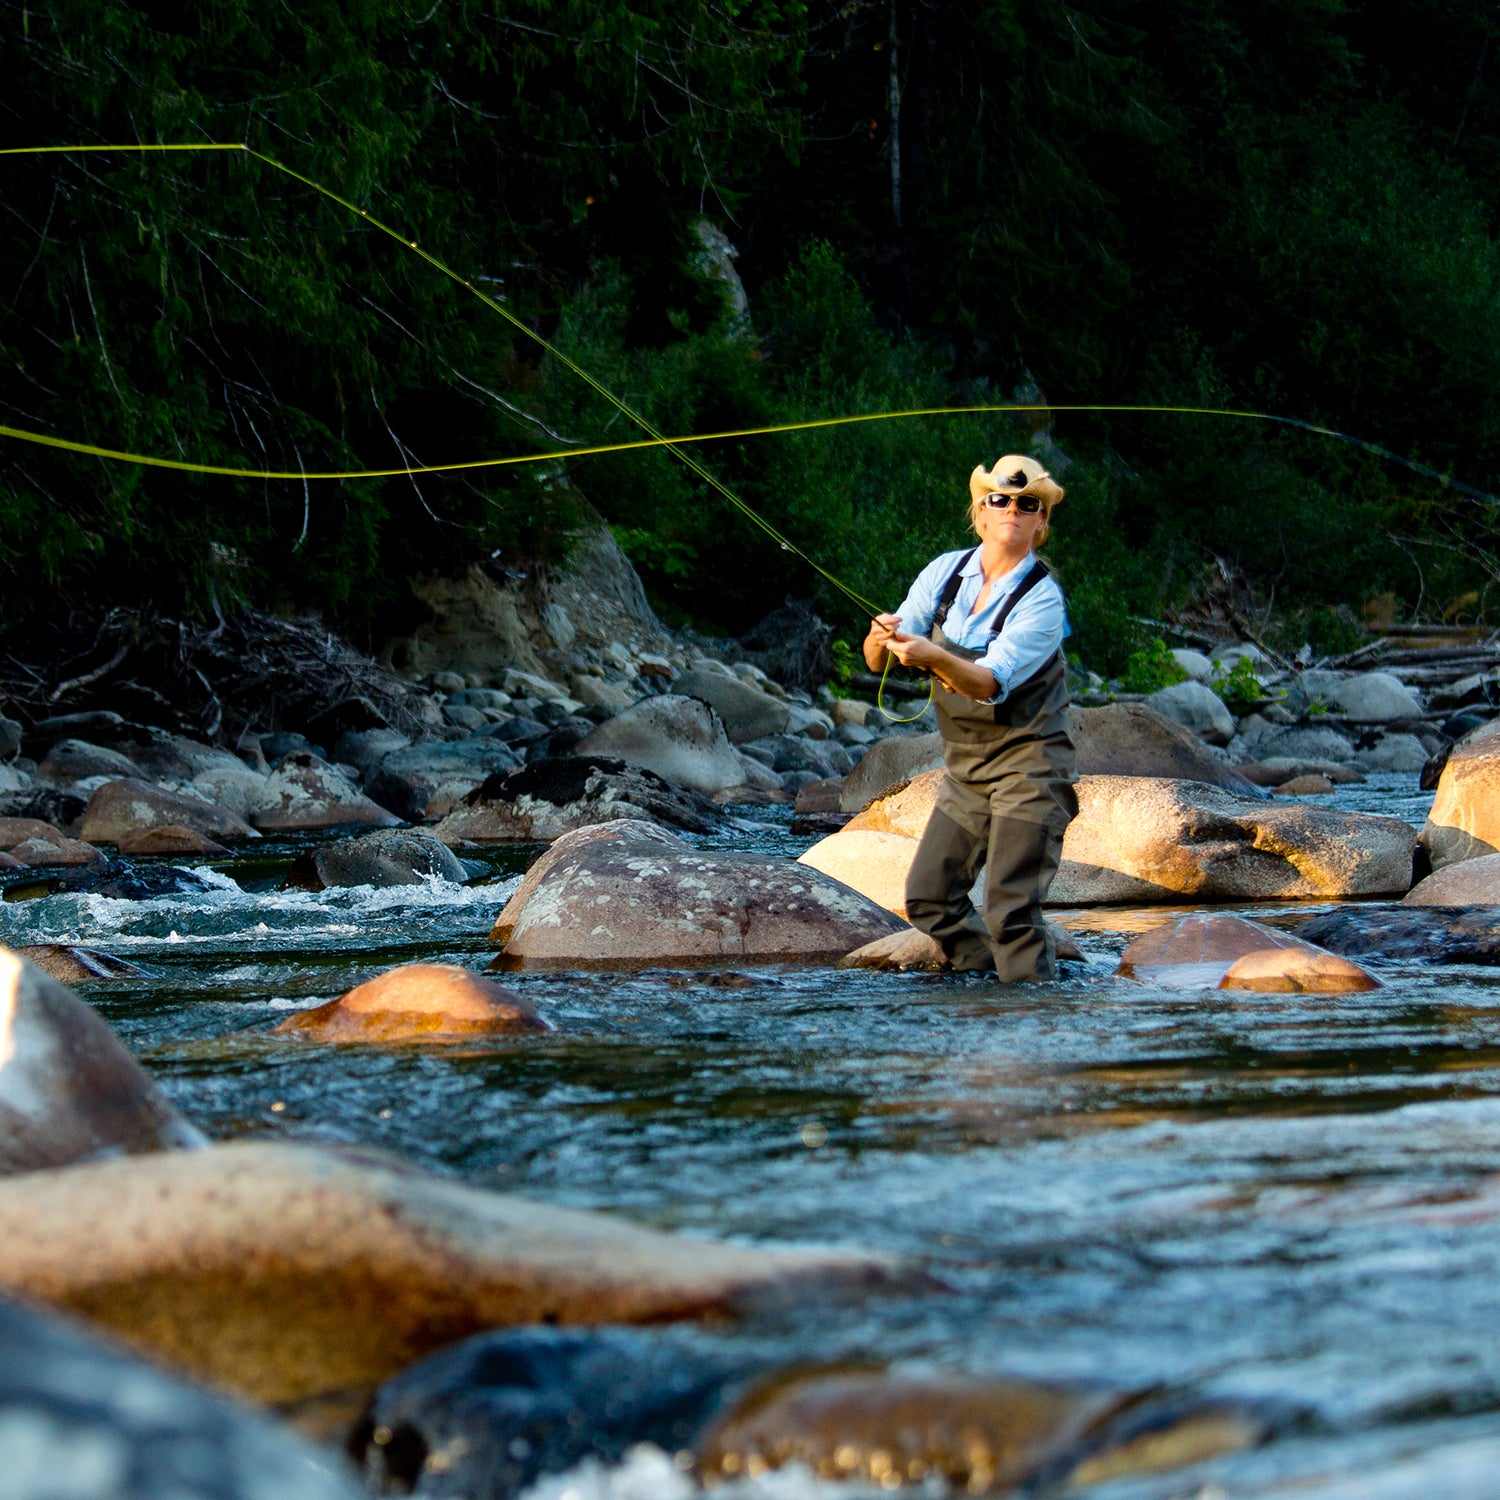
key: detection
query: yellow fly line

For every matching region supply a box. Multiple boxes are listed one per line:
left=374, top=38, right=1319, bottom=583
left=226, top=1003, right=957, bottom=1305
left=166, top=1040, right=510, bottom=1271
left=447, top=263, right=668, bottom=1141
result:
left=4, top=141, right=1497, bottom=716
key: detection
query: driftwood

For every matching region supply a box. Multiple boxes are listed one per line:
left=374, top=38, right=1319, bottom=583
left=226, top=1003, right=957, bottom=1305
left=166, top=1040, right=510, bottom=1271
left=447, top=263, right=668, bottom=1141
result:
left=0, top=609, right=429, bottom=745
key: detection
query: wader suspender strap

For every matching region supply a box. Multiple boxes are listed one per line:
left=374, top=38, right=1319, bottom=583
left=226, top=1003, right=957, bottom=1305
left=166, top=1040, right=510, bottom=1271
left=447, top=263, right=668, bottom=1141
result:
left=931, top=553, right=1051, bottom=640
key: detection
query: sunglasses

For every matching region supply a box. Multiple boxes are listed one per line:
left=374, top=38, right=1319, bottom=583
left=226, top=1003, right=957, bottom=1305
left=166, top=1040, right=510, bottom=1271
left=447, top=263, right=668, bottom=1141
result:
left=981, top=491, right=1043, bottom=513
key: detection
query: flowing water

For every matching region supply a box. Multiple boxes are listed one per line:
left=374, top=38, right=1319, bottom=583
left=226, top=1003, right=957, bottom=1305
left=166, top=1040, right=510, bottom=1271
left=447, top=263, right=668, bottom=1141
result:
left=6, top=774, right=1500, bottom=1497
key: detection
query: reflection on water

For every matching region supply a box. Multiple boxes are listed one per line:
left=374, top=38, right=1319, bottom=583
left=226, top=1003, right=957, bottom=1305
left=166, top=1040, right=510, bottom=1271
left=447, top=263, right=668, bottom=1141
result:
left=6, top=776, right=1500, bottom=1496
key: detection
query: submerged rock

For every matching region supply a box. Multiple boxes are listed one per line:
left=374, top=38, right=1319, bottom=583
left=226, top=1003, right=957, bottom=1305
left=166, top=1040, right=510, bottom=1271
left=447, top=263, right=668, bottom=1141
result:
left=433, top=756, right=717, bottom=843
left=0, top=1297, right=364, bottom=1500
left=0, top=947, right=203, bottom=1174
left=81, top=778, right=257, bottom=845
left=0, top=1140, right=899, bottom=1407
left=273, top=964, right=548, bottom=1043
left=288, top=828, right=468, bottom=891
left=1299, top=906, right=1500, bottom=964
left=494, top=840, right=905, bottom=970
left=1219, top=947, right=1379, bottom=993
left=25, top=858, right=219, bottom=900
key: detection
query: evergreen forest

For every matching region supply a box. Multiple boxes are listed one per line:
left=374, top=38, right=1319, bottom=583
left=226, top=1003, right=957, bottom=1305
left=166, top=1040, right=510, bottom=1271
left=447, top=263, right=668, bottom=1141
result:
left=4, top=0, right=1500, bottom=671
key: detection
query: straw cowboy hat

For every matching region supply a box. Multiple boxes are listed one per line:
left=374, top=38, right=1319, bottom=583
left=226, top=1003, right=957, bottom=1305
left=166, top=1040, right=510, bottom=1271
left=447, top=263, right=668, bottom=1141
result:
left=969, top=454, right=1065, bottom=509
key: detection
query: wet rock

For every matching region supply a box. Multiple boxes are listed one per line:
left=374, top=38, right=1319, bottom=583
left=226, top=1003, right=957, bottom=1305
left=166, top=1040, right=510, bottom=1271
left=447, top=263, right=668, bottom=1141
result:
left=1420, top=734, right=1500, bottom=870
left=493, top=841, right=905, bottom=970
left=0, top=947, right=203, bottom=1174
left=1144, top=681, right=1235, bottom=745
left=356, top=1326, right=746, bottom=1499
left=273, top=963, right=547, bottom=1043
left=794, top=776, right=845, bottom=815
left=0, top=1140, right=899, bottom=1407
left=839, top=733, right=946, bottom=813
left=30, top=858, right=219, bottom=900
left=0, top=816, right=66, bottom=850
left=1271, top=773, right=1336, bottom=796
left=489, top=820, right=685, bottom=944
left=1239, top=758, right=1365, bottom=787
left=798, top=829, right=922, bottom=916
left=7, top=834, right=104, bottom=867
left=1052, top=776, right=1416, bottom=904
left=251, top=753, right=400, bottom=832
left=1071, top=703, right=1263, bottom=792
left=695, top=1366, right=1264, bottom=1494
left=841, top=924, right=1083, bottom=970
left=333, top=728, right=412, bottom=774
left=573, top=696, right=750, bottom=795
left=0, top=1297, right=365, bottom=1500
left=672, top=667, right=790, bottom=743
left=1403, top=853, right=1500, bottom=906
left=1333, top=670, right=1425, bottom=722
left=433, top=757, right=717, bottom=843
left=81, top=778, right=257, bottom=845
left=289, top=828, right=468, bottom=891
left=11, top=945, right=150, bottom=982
left=1353, top=732, right=1430, bottom=773
left=1219, top=947, right=1380, bottom=993
left=34, top=738, right=139, bottom=790
left=1299, top=906, right=1500, bottom=964
left=1254, top=725, right=1359, bottom=763
left=117, top=824, right=229, bottom=856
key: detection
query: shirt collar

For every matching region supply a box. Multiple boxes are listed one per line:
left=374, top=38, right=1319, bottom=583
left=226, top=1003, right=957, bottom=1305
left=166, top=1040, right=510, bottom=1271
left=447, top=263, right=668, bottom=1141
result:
left=960, top=549, right=1035, bottom=590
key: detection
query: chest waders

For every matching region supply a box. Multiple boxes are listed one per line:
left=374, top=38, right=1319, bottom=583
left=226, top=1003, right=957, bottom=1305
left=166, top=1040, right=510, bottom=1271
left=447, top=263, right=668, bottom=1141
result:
left=903, top=552, right=1078, bottom=981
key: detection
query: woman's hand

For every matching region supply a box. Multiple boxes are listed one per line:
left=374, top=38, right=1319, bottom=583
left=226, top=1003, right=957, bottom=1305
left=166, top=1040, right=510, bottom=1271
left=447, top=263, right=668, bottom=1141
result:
left=884, top=633, right=941, bottom=670
left=863, top=613, right=904, bottom=671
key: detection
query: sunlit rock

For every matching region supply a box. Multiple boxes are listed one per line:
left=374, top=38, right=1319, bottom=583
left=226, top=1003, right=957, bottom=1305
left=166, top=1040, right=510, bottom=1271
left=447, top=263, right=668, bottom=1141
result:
left=0, top=947, right=203, bottom=1175
left=273, top=963, right=548, bottom=1043
left=1420, top=734, right=1500, bottom=870
left=433, top=756, right=717, bottom=843
left=0, top=1141, right=900, bottom=1408
left=0, top=1297, right=365, bottom=1500
left=251, top=753, right=400, bottom=832
left=494, top=841, right=904, bottom=971
left=81, top=777, right=257, bottom=844
left=1219, top=948, right=1380, bottom=993
left=798, top=829, right=921, bottom=915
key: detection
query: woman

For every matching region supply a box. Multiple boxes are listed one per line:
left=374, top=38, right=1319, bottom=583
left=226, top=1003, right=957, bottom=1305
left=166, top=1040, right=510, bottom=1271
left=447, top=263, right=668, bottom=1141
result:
left=863, top=454, right=1076, bottom=981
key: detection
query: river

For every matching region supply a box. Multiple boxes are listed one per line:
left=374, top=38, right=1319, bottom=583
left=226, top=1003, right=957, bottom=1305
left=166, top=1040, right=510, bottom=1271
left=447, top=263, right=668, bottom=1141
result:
left=6, top=773, right=1500, bottom=1497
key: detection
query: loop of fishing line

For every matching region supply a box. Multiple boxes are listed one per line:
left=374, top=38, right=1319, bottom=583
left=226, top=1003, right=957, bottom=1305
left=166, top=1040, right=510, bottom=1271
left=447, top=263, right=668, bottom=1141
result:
left=5, top=141, right=1498, bottom=721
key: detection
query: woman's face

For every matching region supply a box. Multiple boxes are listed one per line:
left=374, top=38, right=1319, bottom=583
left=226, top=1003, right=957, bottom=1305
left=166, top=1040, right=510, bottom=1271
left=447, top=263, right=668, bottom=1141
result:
left=978, top=493, right=1046, bottom=549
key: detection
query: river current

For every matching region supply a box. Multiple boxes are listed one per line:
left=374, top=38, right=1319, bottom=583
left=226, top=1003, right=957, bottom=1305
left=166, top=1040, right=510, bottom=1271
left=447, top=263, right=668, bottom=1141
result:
left=6, top=773, right=1500, bottom=1497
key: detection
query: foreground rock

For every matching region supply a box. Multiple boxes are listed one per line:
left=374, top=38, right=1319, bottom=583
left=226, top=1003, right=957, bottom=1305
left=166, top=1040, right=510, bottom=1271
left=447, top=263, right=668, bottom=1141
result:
left=494, top=840, right=905, bottom=970
left=1420, top=732, right=1500, bottom=871
left=1300, top=906, right=1500, bottom=964
left=80, top=778, right=257, bottom=845
left=1117, top=916, right=1378, bottom=992
left=695, top=1365, right=1265, bottom=1492
left=251, top=753, right=400, bottom=832
left=1051, top=776, right=1415, bottom=903
left=273, top=964, right=548, bottom=1043
left=11, top=945, right=150, bottom=982
left=288, top=828, right=468, bottom=890
left=0, top=1141, right=900, bottom=1406
left=573, top=695, right=755, bottom=796
left=433, top=757, right=717, bottom=843
left=0, top=947, right=203, bottom=1174
left=1404, top=853, right=1500, bottom=906
left=0, top=1297, right=364, bottom=1500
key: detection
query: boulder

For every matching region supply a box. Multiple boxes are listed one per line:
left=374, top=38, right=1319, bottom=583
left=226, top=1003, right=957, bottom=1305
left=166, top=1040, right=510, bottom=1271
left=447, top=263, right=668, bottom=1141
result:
left=841, top=922, right=1083, bottom=969
left=289, top=828, right=468, bottom=890
left=1219, top=948, right=1380, bottom=993
left=0, top=851, right=18, bottom=869
left=741, top=733, right=851, bottom=780
left=80, top=778, right=257, bottom=845
left=831, top=699, right=872, bottom=727
left=1420, top=735, right=1500, bottom=870
left=433, top=757, right=717, bottom=843
left=333, top=728, right=412, bottom=773
left=1353, top=732, right=1429, bottom=773
left=0, top=947, right=203, bottom=1175
left=1300, top=906, right=1500, bottom=964
left=0, top=1298, right=365, bottom=1500
left=570, top=675, right=636, bottom=714
left=34, top=739, right=139, bottom=790
left=672, top=668, right=790, bottom=743
left=1253, top=725, right=1358, bottom=764
left=1170, top=648, right=1215, bottom=682
left=1333, top=670, right=1426, bottom=722
left=794, top=777, right=844, bottom=815
left=188, top=762, right=275, bottom=822
left=0, top=1141, right=899, bottom=1407
left=1239, top=759, right=1364, bottom=787
left=1271, top=774, right=1336, bottom=796
left=251, top=753, right=400, bottom=832
left=1403, top=853, right=1500, bottom=906
left=1070, top=704, right=1261, bottom=792
left=10, top=945, right=150, bottom=982
left=272, top=963, right=548, bottom=1043
left=490, top=820, right=685, bottom=944
left=116, top=824, right=229, bottom=856
left=844, top=768, right=946, bottom=838
left=839, top=733, right=946, bottom=813
left=21, top=858, right=217, bottom=900
left=1116, top=915, right=1378, bottom=991
left=356, top=1326, right=747, bottom=1499
left=695, top=1366, right=1263, bottom=1493
left=798, top=829, right=922, bottom=916
left=1051, top=776, right=1415, bottom=904
left=8, top=834, right=104, bottom=867
left=0, top=816, right=66, bottom=851
left=573, top=696, right=749, bottom=795
left=0, top=716, right=20, bottom=758
left=20, top=710, right=127, bottom=755
left=1144, top=681, right=1236, bottom=745
left=494, top=841, right=906, bottom=971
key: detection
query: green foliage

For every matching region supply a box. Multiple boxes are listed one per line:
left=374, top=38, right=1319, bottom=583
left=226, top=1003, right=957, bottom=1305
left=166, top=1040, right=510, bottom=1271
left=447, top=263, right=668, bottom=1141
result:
left=829, top=638, right=858, bottom=694
left=1121, top=639, right=1188, bottom=694
left=1211, top=656, right=1271, bottom=709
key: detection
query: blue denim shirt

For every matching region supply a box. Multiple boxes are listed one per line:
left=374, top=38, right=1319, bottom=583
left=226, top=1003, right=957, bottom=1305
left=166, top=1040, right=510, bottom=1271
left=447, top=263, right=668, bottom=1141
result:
left=893, top=547, right=1068, bottom=704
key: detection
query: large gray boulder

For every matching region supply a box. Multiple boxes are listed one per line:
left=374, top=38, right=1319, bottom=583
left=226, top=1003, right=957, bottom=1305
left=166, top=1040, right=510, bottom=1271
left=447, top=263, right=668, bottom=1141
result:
left=0, top=1297, right=365, bottom=1500
left=0, top=947, right=203, bottom=1175
left=79, top=778, right=257, bottom=845
left=1332, top=670, right=1425, bottom=722
left=370, top=738, right=522, bottom=819
left=839, top=733, right=946, bottom=813
left=251, top=753, right=400, bottom=832
left=673, top=667, right=790, bottom=743
left=1071, top=703, right=1262, bottom=791
left=1253, top=724, right=1359, bottom=764
left=1144, top=681, right=1235, bottom=745
left=1420, top=732, right=1500, bottom=870
left=1354, top=732, right=1429, bottom=773
left=574, top=695, right=749, bottom=795
left=495, top=839, right=906, bottom=970
left=34, top=739, right=139, bottom=790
